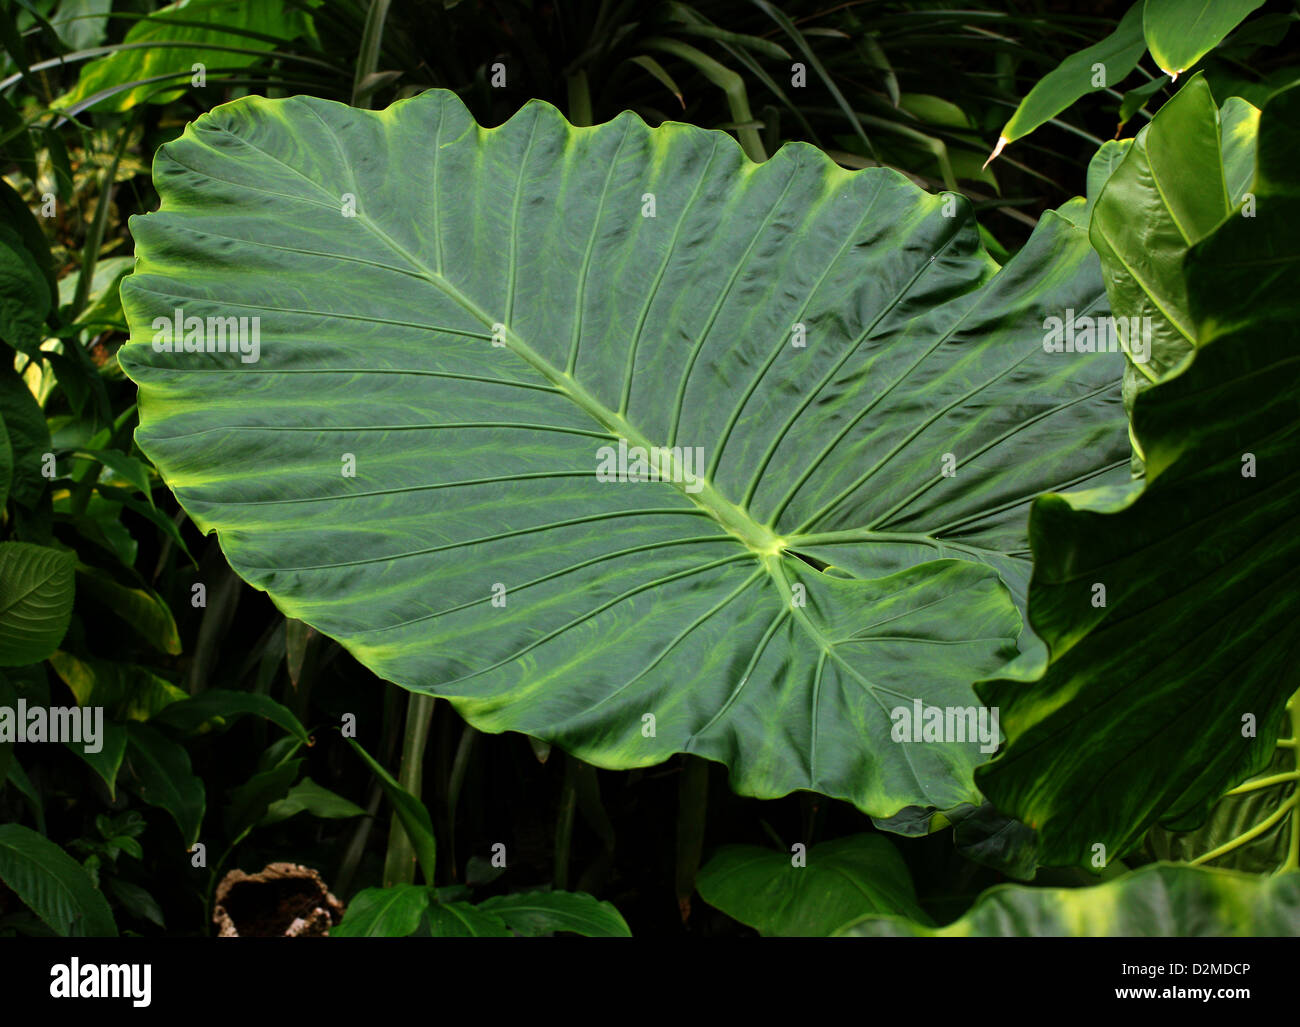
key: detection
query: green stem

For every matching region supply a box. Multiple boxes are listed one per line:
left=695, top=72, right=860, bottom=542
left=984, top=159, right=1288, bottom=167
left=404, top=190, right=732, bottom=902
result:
left=553, top=754, right=578, bottom=890
left=1224, top=770, right=1300, bottom=796
left=1190, top=795, right=1299, bottom=867
left=335, top=685, right=404, bottom=895
left=1284, top=696, right=1300, bottom=872
left=566, top=69, right=593, bottom=126
left=445, top=721, right=477, bottom=880
left=72, top=113, right=133, bottom=319
left=675, top=755, right=709, bottom=924
left=351, top=0, right=392, bottom=109
left=382, top=692, right=436, bottom=887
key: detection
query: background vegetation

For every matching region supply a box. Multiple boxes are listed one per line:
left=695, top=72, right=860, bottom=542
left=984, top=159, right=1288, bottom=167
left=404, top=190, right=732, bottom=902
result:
left=1, top=0, right=1297, bottom=937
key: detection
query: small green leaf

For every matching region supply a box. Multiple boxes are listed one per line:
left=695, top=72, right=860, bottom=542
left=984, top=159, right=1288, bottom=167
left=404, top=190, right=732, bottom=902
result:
left=332, top=884, right=431, bottom=938
left=150, top=688, right=310, bottom=743
left=75, top=448, right=155, bottom=505
left=47, top=651, right=186, bottom=721
left=124, top=722, right=204, bottom=845
left=0, top=365, right=51, bottom=509
left=105, top=878, right=166, bottom=929
left=65, top=719, right=127, bottom=799
left=260, top=777, right=366, bottom=825
left=476, top=889, right=631, bottom=937
left=74, top=564, right=181, bottom=654
left=0, top=222, right=52, bottom=357
left=697, top=833, right=928, bottom=936
left=0, top=823, right=117, bottom=937
left=224, top=758, right=302, bottom=839
left=424, top=901, right=511, bottom=937
left=0, top=542, right=74, bottom=665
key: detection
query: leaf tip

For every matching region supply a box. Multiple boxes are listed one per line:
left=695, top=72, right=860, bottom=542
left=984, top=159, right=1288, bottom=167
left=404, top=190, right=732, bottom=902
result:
left=982, top=136, right=1008, bottom=170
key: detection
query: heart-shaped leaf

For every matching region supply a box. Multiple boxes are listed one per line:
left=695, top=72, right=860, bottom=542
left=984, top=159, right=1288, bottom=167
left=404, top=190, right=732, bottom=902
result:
left=119, top=91, right=1127, bottom=820
left=697, top=833, right=928, bottom=936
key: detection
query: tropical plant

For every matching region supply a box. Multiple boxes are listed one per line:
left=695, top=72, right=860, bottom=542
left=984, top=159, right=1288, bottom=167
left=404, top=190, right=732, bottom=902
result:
left=1, top=0, right=1297, bottom=944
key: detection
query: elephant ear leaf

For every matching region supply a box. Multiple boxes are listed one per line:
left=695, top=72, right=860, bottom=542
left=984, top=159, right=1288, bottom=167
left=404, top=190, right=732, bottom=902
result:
left=977, top=84, right=1300, bottom=867
left=119, top=90, right=1125, bottom=821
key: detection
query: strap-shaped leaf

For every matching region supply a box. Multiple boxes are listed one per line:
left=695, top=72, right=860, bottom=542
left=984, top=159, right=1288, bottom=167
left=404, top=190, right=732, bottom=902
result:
left=119, top=91, right=1127, bottom=820
left=992, top=1, right=1146, bottom=157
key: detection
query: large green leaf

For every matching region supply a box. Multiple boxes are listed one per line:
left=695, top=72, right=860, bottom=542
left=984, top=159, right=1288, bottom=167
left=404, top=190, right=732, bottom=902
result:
left=57, top=0, right=314, bottom=113
left=1090, top=76, right=1258, bottom=429
left=977, top=84, right=1300, bottom=866
left=0, top=823, right=117, bottom=937
left=0, top=542, right=75, bottom=665
left=120, top=90, right=1128, bottom=821
left=1143, top=0, right=1265, bottom=80
left=696, top=833, right=928, bottom=936
left=839, top=864, right=1300, bottom=936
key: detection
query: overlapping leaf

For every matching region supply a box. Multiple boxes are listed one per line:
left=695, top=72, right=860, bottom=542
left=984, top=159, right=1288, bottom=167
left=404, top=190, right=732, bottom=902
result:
left=697, top=833, right=928, bottom=936
left=977, top=84, right=1300, bottom=866
left=840, top=864, right=1300, bottom=937
left=1091, top=76, right=1258, bottom=433
left=57, top=0, right=313, bottom=113
left=120, top=90, right=1127, bottom=820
